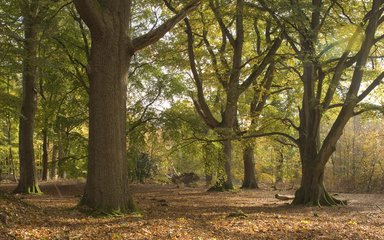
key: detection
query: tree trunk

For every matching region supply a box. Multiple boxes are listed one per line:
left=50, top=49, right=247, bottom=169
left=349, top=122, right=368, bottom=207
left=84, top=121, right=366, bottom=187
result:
left=80, top=27, right=134, bottom=213
left=292, top=156, right=345, bottom=206
left=41, top=128, right=49, bottom=181
left=275, top=150, right=284, bottom=185
left=203, top=142, right=215, bottom=186
left=58, top=145, right=66, bottom=179
left=241, top=145, right=258, bottom=189
left=223, top=139, right=234, bottom=189
left=6, top=114, right=17, bottom=182
left=51, top=145, right=58, bottom=180
left=14, top=13, right=40, bottom=194
left=73, top=0, right=199, bottom=213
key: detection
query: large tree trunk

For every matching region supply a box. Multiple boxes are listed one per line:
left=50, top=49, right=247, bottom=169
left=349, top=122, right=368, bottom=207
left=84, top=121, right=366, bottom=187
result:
left=292, top=154, right=345, bottom=206
left=223, top=139, right=234, bottom=189
left=80, top=26, right=134, bottom=213
left=14, top=13, right=40, bottom=194
left=41, top=128, right=49, bottom=181
left=241, top=146, right=258, bottom=189
left=74, top=0, right=199, bottom=213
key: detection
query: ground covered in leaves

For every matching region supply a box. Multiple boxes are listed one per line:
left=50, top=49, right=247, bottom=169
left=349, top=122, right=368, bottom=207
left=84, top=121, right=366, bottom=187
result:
left=0, top=180, right=384, bottom=239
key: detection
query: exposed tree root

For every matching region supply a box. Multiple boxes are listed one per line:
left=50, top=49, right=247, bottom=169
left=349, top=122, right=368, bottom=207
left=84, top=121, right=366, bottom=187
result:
left=292, top=186, right=347, bottom=206
left=13, top=184, right=41, bottom=195
left=207, top=180, right=234, bottom=192
left=79, top=195, right=137, bottom=215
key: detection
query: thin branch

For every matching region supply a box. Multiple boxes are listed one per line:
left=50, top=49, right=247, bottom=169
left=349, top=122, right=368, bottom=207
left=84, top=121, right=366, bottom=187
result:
left=240, top=35, right=282, bottom=92
left=357, top=71, right=384, bottom=102
left=209, top=0, right=235, bottom=47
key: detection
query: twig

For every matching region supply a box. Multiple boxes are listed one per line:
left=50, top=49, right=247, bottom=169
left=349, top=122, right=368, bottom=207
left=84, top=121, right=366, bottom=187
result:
left=376, top=205, right=384, bottom=213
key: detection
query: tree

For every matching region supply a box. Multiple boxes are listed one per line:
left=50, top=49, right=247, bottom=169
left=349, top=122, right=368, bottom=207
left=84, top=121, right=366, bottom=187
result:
left=168, top=0, right=282, bottom=189
left=36, top=4, right=90, bottom=181
left=259, top=0, right=384, bottom=205
left=14, top=0, right=44, bottom=194
left=73, top=0, right=200, bottom=213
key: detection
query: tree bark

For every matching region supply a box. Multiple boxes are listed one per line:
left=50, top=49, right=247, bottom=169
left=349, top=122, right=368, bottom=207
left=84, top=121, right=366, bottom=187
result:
left=41, top=128, right=49, bottom=181
left=275, top=150, right=284, bottom=185
left=223, top=139, right=234, bottom=189
left=74, top=1, right=134, bottom=211
left=51, top=145, right=58, bottom=180
left=5, top=113, right=17, bottom=182
left=74, top=0, right=199, bottom=213
left=14, top=11, right=40, bottom=194
left=81, top=35, right=133, bottom=213
left=58, top=144, right=66, bottom=179
left=241, top=146, right=258, bottom=189
left=292, top=156, right=345, bottom=206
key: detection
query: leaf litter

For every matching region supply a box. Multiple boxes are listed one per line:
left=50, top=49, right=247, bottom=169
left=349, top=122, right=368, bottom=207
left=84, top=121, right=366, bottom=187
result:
left=0, top=180, right=383, bottom=239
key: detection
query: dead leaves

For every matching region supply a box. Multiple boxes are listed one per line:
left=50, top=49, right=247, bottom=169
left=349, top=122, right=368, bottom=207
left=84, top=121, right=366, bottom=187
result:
left=0, top=183, right=383, bottom=239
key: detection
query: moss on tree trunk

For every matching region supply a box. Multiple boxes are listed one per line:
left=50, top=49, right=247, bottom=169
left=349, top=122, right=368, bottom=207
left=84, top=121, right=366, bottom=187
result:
left=292, top=163, right=345, bottom=206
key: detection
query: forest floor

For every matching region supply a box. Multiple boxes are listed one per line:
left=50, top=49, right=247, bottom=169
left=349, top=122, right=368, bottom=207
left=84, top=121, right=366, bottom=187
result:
left=0, top=180, right=384, bottom=240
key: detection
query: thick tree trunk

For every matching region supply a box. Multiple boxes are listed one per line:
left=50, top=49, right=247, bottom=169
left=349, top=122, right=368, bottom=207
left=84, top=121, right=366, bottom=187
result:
left=80, top=30, right=134, bottom=213
left=14, top=15, right=40, bottom=194
left=42, top=128, right=49, bottom=181
left=292, top=156, right=345, bottom=206
left=241, top=146, right=258, bottom=189
left=73, top=0, right=199, bottom=213
left=223, top=139, right=234, bottom=189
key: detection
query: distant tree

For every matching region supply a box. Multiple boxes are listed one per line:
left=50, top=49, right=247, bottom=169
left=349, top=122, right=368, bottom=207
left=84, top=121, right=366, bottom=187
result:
left=168, top=0, right=282, bottom=189
left=13, top=0, right=47, bottom=194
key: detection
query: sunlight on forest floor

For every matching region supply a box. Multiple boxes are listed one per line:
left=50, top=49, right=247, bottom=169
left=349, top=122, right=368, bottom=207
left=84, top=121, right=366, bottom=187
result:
left=0, top=180, right=384, bottom=239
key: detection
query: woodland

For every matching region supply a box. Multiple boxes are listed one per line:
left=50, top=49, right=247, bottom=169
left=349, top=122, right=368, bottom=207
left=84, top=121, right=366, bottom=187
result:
left=0, top=0, right=384, bottom=239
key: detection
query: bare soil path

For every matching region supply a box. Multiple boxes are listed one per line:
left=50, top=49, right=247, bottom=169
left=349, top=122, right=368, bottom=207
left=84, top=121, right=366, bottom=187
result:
left=0, top=181, right=383, bottom=239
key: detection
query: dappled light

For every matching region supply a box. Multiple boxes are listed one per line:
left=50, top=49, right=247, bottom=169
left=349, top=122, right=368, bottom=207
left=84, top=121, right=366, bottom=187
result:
left=1, top=0, right=384, bottom=238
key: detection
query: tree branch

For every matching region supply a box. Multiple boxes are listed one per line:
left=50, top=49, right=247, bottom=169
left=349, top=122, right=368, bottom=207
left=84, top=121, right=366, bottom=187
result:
left=209, top=0, right=235, bottom=47
left=73, top=0, right=104, bottom=34
left=357, top=71, right=384, bottom=102
left=132, top=1, right=201, bottom=52
left=239, top=35, right=282, bottom=92
left=185, top=18, right=220, bottom=128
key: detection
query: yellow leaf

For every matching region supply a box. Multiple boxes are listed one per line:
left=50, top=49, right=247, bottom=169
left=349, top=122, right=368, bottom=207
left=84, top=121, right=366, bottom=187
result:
left=348, top=220, right=357, bottom=225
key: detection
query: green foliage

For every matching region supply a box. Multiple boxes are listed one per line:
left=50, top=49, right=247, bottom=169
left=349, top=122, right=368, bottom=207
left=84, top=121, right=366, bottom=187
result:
left=0, top=0, right=383, bottom=195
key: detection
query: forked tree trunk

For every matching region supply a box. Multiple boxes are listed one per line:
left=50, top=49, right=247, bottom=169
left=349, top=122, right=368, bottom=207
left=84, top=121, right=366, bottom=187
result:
left=80, top=27, right=134, bottom=213
left=14, top=13, right=40, bottom=194
left=242, top=146, right=258, bottom=189
left=290, top=0, right=382, bottom=206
